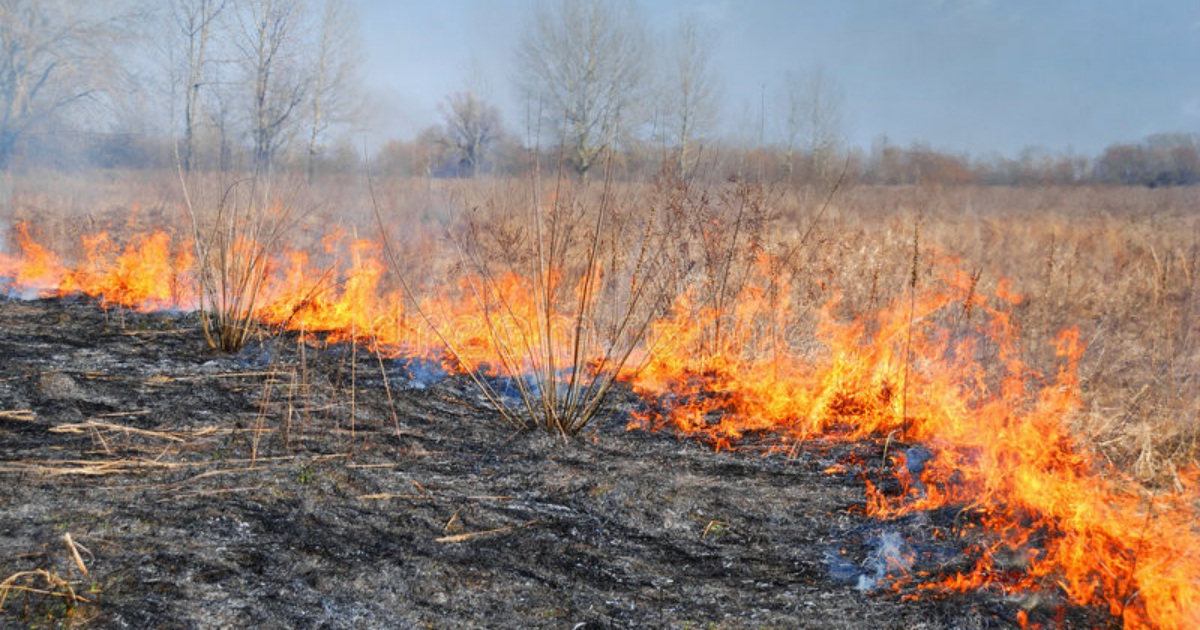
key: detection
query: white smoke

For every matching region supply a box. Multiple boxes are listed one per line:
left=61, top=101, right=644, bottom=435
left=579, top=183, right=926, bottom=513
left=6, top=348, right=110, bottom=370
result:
left=855, top=530, right=915, bottom=592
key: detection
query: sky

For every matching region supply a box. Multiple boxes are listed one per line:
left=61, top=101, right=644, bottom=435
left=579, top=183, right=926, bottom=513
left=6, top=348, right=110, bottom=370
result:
left=352, top=0, right=1200, bottom=157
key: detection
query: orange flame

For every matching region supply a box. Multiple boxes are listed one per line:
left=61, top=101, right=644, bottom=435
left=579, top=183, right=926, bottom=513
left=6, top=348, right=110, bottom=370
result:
left=0, top=223, right=194, bottom=311
left=1, top=222, right=1197, bottom=627
left=67, top=231, right=196, bottom=311
left=626, top=254, right=1199, bottom=628
left=0, top=223, right=71, bottom=296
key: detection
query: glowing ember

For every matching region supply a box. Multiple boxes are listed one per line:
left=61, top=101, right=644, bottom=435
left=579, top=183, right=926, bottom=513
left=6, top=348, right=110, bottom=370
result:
left=0, top=222, right=1197, bottom=628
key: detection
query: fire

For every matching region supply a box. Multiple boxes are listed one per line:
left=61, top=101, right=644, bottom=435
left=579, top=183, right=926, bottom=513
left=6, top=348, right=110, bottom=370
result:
left=251, top=234, right=587, bottom=379
left=0, top=223, right=70, bottom=297
left=65, top=231, right=196, bottom=311
left=1, top=221, right=1198, bottom=627
left=255, top=238, right=409, bottom=347
left=0, top=224, right=194, bottom=310
left=628, top=253, right=1200, bottom=628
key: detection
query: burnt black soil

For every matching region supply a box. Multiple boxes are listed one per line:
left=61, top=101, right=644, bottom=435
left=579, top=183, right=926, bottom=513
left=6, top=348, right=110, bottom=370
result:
left=0, top=296, right=1108, bottom=628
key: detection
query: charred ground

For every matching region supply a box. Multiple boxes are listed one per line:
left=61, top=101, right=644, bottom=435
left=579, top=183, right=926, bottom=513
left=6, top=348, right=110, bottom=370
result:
left=0, top=296, right=1107, bottom=628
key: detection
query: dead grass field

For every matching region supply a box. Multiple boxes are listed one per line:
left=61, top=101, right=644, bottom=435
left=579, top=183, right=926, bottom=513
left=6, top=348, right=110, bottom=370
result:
left=2, top=171, right=1198, bottom=627
left=6, top=173, right=1195, bottom=478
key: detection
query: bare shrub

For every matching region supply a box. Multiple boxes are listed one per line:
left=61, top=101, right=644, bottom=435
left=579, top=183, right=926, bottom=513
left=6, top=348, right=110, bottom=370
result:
left=377, top=163, right=670, bottom=437
left=181, top=172, right=302, bottom=351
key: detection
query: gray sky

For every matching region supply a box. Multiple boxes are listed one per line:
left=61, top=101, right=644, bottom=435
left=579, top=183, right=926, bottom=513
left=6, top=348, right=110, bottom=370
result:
left=353, top=0, right=1200, bottom=156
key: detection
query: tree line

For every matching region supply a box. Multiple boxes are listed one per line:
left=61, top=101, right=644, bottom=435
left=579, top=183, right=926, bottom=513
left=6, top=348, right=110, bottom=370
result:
left=1, top=0, right=1197, bottom=188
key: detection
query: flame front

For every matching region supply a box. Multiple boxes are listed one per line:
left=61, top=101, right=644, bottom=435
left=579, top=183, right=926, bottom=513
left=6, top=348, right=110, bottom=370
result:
left=628, top=254, right=1200, bottom=628
left=1, top=222, right=1197, bottom=628
left=0, top=223, right=70, bottom=297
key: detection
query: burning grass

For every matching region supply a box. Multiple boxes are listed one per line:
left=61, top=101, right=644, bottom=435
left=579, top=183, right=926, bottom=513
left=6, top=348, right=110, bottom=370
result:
left=1, top=174, right=1199, bottom=627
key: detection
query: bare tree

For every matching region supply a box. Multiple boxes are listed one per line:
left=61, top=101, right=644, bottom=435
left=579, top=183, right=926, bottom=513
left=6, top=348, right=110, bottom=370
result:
left=235, top=0, right=308, bottom=173
left=662, top=14, right=718, bottom=180
left=516, top=0, right=648, bottom=178
left=781, top=68, right=843, bottom=182
left=439, top=91, right=501, bottom=178
left=304, top=0, right=358, bottom=181
left=169, top=0, right=228, bottom=172
left=0, top=0, right=129, bottom=170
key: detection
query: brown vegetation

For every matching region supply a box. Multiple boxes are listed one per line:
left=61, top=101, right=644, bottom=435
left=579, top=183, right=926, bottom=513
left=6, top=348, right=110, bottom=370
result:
left=5, top=172, right=1197, bottom=476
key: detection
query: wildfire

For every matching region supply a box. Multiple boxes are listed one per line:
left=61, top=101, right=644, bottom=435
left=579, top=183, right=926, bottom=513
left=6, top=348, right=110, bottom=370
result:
left=0, top=223, right=70, bottom=298
left=0, top=221, right=1197, bottom=628
left=0, top=224, right=194, bottom=311
left=629, top=254, right=1200, bottom=628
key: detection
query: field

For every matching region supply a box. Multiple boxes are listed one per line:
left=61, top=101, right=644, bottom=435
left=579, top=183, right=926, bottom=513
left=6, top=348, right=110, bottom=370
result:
left=0, top=171, right=1198, bottom=627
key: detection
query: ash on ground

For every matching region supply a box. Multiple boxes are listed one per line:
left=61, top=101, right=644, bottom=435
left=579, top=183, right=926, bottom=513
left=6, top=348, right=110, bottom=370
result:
left=0, top=297, right=1108, bottom=628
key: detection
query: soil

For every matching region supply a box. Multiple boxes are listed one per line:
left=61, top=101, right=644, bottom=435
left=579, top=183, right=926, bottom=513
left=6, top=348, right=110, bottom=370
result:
left=0, top=296, right=1108, bottom=629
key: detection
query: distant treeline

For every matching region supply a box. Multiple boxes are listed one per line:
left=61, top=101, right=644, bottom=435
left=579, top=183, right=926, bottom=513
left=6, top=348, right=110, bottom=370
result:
left=13, top=129, right=1200, bottom=189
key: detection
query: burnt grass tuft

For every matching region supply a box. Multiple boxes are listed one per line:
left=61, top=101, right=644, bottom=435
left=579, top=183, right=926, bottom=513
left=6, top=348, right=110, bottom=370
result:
left=0, top=296, right=1108, bottom=628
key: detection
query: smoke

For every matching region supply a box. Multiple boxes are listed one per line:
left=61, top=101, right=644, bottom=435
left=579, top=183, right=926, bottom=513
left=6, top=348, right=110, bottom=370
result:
left=900, top=445, right=935, bottom=495
left=826, top=525, right=927, bottom=593
left=855, top=530, right=915, bottom=592
left=481, top=367, right=585, bottom=407
left=0, top=174, right=9, bottom=254
left=903, top=445, right=934, bottom=475
left=0, top=214, right=25, bottom=299
left=236, top=338, right=281, bottom=368
left=0, top=218, right=7, bottom=291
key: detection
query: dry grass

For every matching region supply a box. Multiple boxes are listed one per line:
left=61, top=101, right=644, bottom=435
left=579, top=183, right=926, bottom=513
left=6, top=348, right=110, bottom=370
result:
left=435, top=519, right=539, bottom=544
left=4, top=171, right=1199, bottom=475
